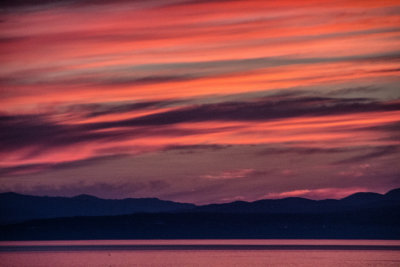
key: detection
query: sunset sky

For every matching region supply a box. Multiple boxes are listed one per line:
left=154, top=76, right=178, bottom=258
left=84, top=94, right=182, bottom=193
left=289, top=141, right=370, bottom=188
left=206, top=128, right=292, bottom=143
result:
left=1, top=0, right=399, bottom=204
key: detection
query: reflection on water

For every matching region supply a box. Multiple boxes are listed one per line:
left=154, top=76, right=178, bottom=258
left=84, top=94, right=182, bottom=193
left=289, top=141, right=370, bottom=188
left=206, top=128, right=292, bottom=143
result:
left=1, top=240, right=400, bottom=267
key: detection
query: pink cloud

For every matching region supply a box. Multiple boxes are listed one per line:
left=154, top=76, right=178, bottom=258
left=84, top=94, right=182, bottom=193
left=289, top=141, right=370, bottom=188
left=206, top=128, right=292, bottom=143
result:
left=264, top=187, right=369, bottom=200
left=201, top=168, right=256, bottom=180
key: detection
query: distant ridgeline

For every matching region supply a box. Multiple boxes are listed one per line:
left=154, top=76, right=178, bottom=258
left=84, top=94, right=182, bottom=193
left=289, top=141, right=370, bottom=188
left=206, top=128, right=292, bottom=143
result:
left=0, top=188, right=399, bottom=240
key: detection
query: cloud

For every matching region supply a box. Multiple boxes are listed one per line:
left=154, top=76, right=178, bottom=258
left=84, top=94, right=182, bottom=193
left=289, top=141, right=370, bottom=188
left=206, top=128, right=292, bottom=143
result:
left=1, top=95, right=398, bottom=155
left=61, top=99, right=183, bottom=118
left=3, top=51, right=400, bottom=89
left=363, top=121, right=400, bottom=133
left=0, top=154, right=128, bottom=177
left=264, top=187, right=369, bottom=200
left=0, top=0, right=71, bottom=8
left=0, top=113, right=115, bottom=151
left=335, top=145, right=400, bottom=164
left=163, top=144, right=230, bottom=153
left=258, top=146, right=349, bottom=156
left=201, top=168, right=256, bottom=180
left=0, top=0, right=145, bottom=9
left=0, top=111, right=214, bottom=153
left=96, top=75, right=194, bottom=87
left=87, top=96, right=399, bottom=127
left=327, top=86, right=380, bottom=96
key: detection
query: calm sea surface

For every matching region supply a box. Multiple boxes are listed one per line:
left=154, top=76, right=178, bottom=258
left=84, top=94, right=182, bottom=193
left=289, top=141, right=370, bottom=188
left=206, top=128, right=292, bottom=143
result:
left=1, top=239, right=399, bottom=267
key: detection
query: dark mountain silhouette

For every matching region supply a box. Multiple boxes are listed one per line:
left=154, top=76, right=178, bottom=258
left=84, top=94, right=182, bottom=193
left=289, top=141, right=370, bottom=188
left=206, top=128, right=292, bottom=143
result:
left=2, top=189, right=400, bottom=224
left=192, top=189, right=400, bottom=213
left=0, top=188, right=399, bottom=240
left=385, top=188, right=400, bottom=200
left=0, top=192, right=195, bottom=225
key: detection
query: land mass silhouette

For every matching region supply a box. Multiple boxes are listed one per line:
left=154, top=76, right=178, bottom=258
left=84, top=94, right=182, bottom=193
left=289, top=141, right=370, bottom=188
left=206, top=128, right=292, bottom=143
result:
left=0, top=188, right=399, bottom=240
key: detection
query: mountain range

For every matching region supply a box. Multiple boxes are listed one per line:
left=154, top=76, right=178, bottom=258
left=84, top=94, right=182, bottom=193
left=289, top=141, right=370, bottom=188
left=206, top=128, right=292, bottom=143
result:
left=0, top=192, right=195, bottom=225
left=1, top=188, right=399, bottom=240
left=1, top=188, right=400, bottom=224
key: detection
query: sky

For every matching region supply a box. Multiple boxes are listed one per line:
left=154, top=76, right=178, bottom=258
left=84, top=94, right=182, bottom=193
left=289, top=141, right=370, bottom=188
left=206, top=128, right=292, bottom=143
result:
left=0, top=0, right=399, bottom=204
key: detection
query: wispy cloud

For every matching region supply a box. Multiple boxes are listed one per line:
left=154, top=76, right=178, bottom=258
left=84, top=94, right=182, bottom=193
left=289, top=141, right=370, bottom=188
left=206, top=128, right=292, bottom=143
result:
left=264, top=187, right=369, bottom=200
left=201, top=169, right=256, bottom=180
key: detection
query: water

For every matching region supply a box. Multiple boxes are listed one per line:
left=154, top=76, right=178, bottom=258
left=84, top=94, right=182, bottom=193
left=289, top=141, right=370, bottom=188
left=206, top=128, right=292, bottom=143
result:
left=1, top=240, right=399, bottom=267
